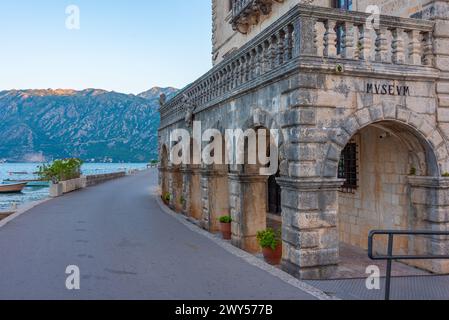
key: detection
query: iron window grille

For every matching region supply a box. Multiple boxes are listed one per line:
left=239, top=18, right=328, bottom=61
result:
left=338, top=142, right=358, bottom=193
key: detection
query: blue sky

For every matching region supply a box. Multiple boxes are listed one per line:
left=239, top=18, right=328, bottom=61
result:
left=0, top=1, right=212, bottom=94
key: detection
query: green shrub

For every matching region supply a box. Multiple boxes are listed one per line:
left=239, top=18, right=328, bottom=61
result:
left=38, top=158, right=83, bottom=182
left=162, top=192, right=171, bottom=202
left=443, top=172, right=449, bottom=177
left=257, top=228, right=281, bottom=250
left=219, top=215, right=232, bottom=223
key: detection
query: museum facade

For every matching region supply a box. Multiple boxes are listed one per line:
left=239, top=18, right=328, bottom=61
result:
left=159, top=0, right=449, bottom=279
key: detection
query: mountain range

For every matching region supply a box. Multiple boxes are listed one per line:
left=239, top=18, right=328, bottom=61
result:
left=0, top=87, right=178, bottom=163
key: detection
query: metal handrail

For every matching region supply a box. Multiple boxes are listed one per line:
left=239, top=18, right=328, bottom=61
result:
left=368, top=230, right=449, bottom=300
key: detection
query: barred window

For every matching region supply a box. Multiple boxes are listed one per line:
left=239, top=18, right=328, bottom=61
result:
left=338, top=142, right=358, bottom=192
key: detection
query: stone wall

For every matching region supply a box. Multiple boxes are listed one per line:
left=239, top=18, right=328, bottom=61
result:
left=86, top=172, right=127, bottom=187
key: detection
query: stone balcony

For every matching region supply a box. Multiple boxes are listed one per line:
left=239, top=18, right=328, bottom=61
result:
left=231, top=0, right=284, bottom=34
left=160, top=4, right=435, bottom=129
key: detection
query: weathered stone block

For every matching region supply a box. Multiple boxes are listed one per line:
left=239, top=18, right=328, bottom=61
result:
left=290, top=211, right=338, bottom=232
left=289, top=247, right=339, bottom=268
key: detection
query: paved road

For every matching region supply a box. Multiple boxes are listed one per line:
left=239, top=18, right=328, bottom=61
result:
left=0, top=170, right=317, bottom=300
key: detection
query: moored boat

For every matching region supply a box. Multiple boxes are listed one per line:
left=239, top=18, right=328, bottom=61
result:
left=0, top=183, right=28, bottom=194
left=3, top=179, right=49, bottom=187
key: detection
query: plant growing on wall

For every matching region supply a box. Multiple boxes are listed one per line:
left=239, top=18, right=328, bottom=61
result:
left=409, top=167, right=417, bottom=176
left=38, top=158, right=83, bottom=182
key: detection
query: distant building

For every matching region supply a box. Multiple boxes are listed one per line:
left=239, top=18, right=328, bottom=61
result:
left=159, top=0, right=449, bottom=279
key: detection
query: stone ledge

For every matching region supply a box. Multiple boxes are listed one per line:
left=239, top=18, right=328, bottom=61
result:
left=277, top=177, right=345, bottom=191
left=408, top=176, right=449, bottom=188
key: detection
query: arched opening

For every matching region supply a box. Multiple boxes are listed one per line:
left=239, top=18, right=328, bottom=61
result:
left=337, top=120, right=439, bottom=275
left=201, top=131, right=230, bottom=232
left=188, top=138, right=202, bottom=220
left=160, top=145, right=169, bottom=197
left=170, top=140, right=184, bottom=213
left=234, top=126, right=282, bottom=256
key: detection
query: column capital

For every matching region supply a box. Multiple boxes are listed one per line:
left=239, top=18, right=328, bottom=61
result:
left=277, top=177, right=344, bottom=191
left=228, top=173, right=269, bottom=183
left=168, top=165, right=181, bottom=173
left=200, top=167, right=228, bottom=177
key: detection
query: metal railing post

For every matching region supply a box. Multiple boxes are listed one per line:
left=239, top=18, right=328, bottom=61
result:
left=368, top=230, right=449, bottom=301
left=385, top=234, right=394, bottom=301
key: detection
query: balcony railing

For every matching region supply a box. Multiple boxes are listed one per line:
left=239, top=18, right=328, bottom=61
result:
left=160, top=4, right=435, bottom=129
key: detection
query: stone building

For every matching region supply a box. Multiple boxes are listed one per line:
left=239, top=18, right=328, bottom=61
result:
left=159, top=0, right=449, bottom=279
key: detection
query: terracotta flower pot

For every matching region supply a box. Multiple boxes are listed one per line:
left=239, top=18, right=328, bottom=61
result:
left=220, top=222, right=232, bottom=240
left=262, top=243, right=282, bottom=265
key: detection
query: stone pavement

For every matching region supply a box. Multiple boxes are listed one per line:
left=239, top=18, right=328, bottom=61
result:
left=0, top=169, right=320, bottom=300
left=306, top=275, right=449, bottom=300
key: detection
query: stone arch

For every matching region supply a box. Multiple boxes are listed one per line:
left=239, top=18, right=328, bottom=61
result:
left=229, top=112, right=284, bottom=255
left=330, top=103, right=449, bottom=275
left=240, top=108, right=285, bottom=163
left=323, top=103, right=446, bottom=178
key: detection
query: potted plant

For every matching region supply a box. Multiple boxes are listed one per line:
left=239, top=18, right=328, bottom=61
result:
left=219, top=215, right=232, bottom=240
left=257, top=228, right=282, bottom=265
left=162, top=192, right=171, bottom=205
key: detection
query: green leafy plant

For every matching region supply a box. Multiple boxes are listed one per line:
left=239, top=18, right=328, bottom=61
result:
left=409, top=167, right=417, bottom=176
left=162, top=192, right=171, bottom=202
left=257, top=228, right=281, bottom=251
left=180, top=196, right=186, bottom=205
left=443, top=172, right=449, bottom=177
left=219, top=215, right=232, bottom=224
left=335, top=63, right=344, bottom=74
left=38, top=158, right=83, bottom=183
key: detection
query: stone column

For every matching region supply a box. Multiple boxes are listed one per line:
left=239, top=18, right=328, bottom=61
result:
left=409, top=176, right=449, bottom=274
left=158, top=165, right=169, bottom=196
left=229, top=174, right=269, bottom=253
left=169, top=166, right=183, bottom=213
left=190, top=167, right=202, bottom=221
left=277, top=177, right=342, bottom=280
left=181, top=166, right=193, bottom=216
left=200, top=166, right=230, bottom=232
left=421, top=1, right=449, bottom=140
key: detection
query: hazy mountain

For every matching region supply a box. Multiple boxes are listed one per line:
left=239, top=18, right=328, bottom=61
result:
left=0, top=87, right=177, bottom=163
left=137, top=87, right=178, bottom=100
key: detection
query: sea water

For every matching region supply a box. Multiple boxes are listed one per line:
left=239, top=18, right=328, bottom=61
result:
left=0, top=163, right=148, bottom=211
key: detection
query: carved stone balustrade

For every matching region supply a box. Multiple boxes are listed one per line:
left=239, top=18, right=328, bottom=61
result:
left=159, top=4, right=435, bottom=130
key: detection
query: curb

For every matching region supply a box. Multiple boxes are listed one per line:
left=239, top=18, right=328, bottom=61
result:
left=0, top=197, right=52, bottom=229
left=152, top=187, right=339, bottom=301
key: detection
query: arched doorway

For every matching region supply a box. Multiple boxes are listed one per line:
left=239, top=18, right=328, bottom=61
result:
left=337, top=120, right=439, bottom=272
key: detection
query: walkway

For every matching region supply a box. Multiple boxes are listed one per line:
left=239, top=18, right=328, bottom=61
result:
left=0, top=170, right=318, bottom=300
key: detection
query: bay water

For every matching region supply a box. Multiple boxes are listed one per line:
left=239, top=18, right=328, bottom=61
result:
left=0, top=163, right=148, bottom=211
